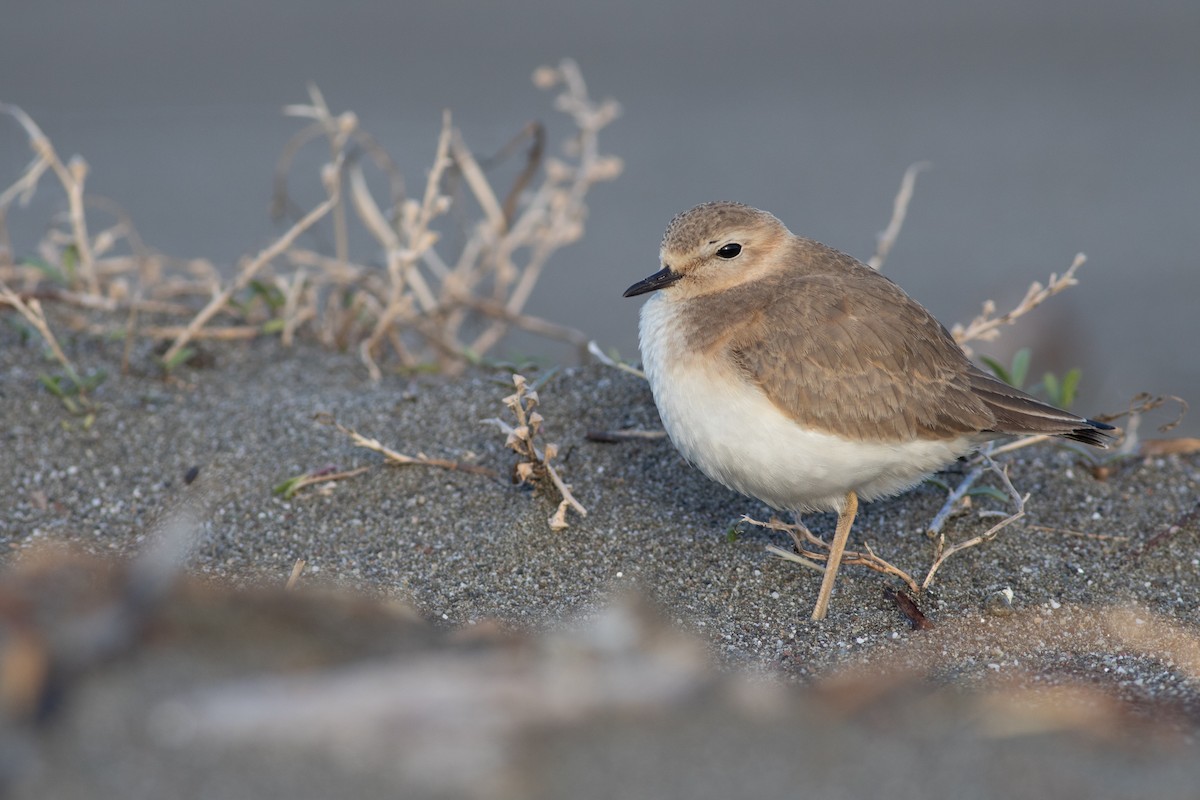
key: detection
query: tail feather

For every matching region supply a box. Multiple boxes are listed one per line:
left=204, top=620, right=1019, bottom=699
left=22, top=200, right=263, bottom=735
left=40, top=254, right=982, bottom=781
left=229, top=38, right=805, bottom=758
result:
left=968, top=367, right=1115, bottom=448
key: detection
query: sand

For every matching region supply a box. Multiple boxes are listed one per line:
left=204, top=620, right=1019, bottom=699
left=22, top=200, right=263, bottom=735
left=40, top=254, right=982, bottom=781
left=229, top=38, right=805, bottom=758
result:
left=2, top=323, right=1199, bottom=798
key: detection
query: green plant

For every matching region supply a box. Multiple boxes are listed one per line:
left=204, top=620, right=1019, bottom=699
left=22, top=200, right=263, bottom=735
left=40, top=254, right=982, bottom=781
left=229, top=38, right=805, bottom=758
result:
left=980, top=346, right=1081, bottom=410
left=39, top=368, right=106, bottom=418
left=1040, top=367, right=1081, bottom=410
left=159, top=346, right=197, bottom=374
left=980, top=347, right=1031, bottom=390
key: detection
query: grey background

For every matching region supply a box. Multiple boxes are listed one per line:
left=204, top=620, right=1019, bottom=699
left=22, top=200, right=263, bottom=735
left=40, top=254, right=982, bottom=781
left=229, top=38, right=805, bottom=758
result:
left=3, top=0, right=1197, bottom=432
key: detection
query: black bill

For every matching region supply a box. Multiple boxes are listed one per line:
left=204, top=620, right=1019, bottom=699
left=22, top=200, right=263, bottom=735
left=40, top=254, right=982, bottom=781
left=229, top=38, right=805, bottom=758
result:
left=623, top=267, right=682, bottom=297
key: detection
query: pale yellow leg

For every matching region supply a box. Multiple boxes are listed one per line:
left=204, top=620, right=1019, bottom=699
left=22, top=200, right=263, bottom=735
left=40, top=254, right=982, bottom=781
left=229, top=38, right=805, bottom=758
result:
left=811, top=490, right=858, bottom=621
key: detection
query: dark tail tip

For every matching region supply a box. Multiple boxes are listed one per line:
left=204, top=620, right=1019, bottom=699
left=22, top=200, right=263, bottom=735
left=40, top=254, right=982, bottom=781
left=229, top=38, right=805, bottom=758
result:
left=1061, top=418, right=1117, bottom=448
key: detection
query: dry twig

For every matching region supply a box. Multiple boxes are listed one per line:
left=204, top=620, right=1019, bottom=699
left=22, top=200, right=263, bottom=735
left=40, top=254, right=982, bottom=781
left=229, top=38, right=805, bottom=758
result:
left=0, top=103, right=98, bottom=293
left=317, top=413, right=496, bottom=478
left=587, top=340, right=646, bottom=379
left=756, top=516, right=921, bottom=595
left=1027, top=525, right=1129, bottom=542
left=1, top=63, right=620, bottom=383
left=0, top=281, right=82, bottom=383
left=482, top=373, right=587, bottom=530
left=759, top=452, right=1030, bottom=599
left=922, top=457, right=1029, bottom=590
left=868, top=161, right=929, bottom=271
left=952, top=253, right=1086, bottom=355
left=285, top=559, right=307, bottom=591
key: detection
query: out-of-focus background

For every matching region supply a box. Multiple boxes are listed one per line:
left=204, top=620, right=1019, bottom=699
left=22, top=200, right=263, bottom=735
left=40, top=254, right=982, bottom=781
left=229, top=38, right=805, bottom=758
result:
left=3, top=0, right=1197, bottom=431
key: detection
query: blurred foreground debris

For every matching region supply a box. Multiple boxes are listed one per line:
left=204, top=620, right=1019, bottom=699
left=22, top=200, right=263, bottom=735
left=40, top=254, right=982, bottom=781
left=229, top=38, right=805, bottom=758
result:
left=3, top=550, right=1200, bottom=800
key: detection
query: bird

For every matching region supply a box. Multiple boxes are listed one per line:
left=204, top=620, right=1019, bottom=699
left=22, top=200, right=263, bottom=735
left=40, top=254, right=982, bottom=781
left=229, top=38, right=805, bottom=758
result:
left=623, top=201, right=1114, bottom=621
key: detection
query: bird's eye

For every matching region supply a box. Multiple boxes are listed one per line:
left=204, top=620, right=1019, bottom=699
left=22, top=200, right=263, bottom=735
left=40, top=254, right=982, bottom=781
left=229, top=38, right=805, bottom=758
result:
left=716, top=243, right=742, bottom=259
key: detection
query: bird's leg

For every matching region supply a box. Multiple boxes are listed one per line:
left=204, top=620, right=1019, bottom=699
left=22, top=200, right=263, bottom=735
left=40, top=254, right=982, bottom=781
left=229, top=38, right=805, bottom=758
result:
left=811, top=490, right=858, bottom=621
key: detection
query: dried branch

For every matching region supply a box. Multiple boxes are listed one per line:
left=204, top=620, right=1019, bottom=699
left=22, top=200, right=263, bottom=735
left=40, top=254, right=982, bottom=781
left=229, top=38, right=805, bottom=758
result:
left=285, top=559, right=307, bottom=590
left=358, top=111, right=453, bottom=379
left=316, top=413, right=496, bottom=478
left=926, top=463, right=986, bottom=537
left=466, top=59, right=622, bottom=358
left=759, top=450, right=1030, bottom=597
left=952, top=253, right=1086, bottom=355
left=754, top=516, right=921, bottom=595
left=868, top=161, right=929, bottom=271
left=922, top=457, right=1029, bottom=590
left=1027, top=525, right=1129, bottom=542
left=2, top=66, right=620, bottom=383
left=0, top=103, right=98, bottom=293
left=482, top=373, right=586, bottom=530
left=162, top=163, right=343, bottom=366
left=275, top=466, right=372, bottom=500
left=0, top=281, right=82, bottom=384
left=586, top=340, right=646, bottom=379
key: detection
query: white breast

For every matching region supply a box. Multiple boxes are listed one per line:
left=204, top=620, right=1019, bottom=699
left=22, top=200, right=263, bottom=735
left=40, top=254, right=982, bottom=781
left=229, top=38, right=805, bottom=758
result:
left=638, top=295, right=976, bottom=513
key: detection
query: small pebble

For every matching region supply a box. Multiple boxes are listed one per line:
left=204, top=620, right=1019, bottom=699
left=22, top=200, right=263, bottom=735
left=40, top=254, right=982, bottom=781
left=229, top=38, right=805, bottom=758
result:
left=984, top=587, right=1015, bottom=617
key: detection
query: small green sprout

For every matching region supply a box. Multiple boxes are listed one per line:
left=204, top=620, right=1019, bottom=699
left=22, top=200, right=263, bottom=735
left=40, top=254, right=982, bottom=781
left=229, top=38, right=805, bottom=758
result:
left=160, top=346, right=197, bottom=374
left=980, top=347, right=1031, bottom=390
left=1040, top=367, right=1082, bottom=410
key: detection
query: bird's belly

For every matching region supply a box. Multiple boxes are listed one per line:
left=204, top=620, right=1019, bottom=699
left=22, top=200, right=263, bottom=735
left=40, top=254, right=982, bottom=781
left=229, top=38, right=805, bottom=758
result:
left=646, top=355, right=973, bottom=513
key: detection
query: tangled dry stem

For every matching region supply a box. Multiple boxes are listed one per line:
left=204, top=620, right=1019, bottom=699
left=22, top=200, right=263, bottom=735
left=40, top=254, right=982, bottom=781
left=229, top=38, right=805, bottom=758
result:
left=0, top=102, right=98, bottom=294
left=482, top=373, right=587, bottom=531
left=316, top=413, right=497, bottom=478
left=759, top=518, right=921, bottom=595
left=0, top=283, right=80, bottom=383
left=952, top=253, right=1086, bottom=355
left=0, top=60, right=620, bottom=379
left=759, top=438, right=1032, bottom=598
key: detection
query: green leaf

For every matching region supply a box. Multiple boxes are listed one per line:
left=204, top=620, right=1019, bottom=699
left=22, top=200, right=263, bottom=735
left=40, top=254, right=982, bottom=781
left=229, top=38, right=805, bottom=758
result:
left=62, top=245, right=78, bottom=284
left=273, top=474, right=307, bottom=499
left=922, top=476, right=951, bottom=492
left=1060, top=368, right=1081, bottom=409
left=161, top=347, right=196, bottom=373
left=80, top=369, right=108, bottom=393
left=262, top=318, right=286, bottom=334
left=248, top=279, right=286, bottom=310
left=1009, top=347, right=1031, bottom=389
left=1042, top=372, right=1060, bottom=404
left=530, top=367, right=560, bottom=392
left=967, top=485, right=1010, bottom=503
left=21, top=257, right=68, bottom=286
left=38, top=373, right=67, bottom=398
left=979, top=356, right=1012, bottom=386
left=4, top=316, right=35, bottom=342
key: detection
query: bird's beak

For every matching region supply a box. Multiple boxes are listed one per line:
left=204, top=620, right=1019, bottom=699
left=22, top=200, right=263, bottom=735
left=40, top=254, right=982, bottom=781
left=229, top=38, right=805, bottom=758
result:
left=623, top=266, right=682, bottom=297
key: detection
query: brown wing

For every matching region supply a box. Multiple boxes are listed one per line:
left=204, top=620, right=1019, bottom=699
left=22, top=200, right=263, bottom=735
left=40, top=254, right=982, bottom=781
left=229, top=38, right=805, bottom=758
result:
left=677, top=238, right=1113, bottom=445
left=965, top=365, right=1114, bottom=446
left=712, top=244, right=996, bottom=442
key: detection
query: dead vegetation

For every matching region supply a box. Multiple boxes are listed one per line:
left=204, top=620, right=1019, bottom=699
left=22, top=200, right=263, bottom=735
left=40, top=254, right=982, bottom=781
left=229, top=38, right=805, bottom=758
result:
left=761, top=453, right=1030, bottom=597
left=0, top=59, right=620, bottom=381
left=282, top=373, right=584, bottom=533
left=2, top=68, right=1188, bottom=620
left=483, top=373, right=587, bottom=530
left=1, top=62, right=611, bottom=532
